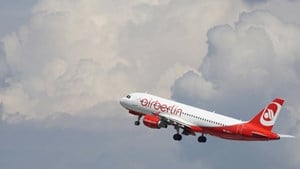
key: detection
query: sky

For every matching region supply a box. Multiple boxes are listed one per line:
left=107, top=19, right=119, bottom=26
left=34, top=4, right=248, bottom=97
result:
left=0, top=0, right=300, bottom=169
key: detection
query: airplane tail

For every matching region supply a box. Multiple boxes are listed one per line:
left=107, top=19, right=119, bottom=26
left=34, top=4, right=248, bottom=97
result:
left=248, top=98, right=284, bottom=131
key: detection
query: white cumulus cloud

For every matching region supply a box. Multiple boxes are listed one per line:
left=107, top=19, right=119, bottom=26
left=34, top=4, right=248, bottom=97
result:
left=0, top=0, right=246, bottom=121
left=171, top=10, right=300, bottom=167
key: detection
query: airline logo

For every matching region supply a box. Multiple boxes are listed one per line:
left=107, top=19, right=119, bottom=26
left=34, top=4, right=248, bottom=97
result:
left=260, top=102, right=281, bottom=126
left=140, top=98, right=183, bottom=116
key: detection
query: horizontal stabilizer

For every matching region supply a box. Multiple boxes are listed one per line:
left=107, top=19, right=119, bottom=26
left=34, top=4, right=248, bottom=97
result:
left=279, top=134, right=295, bottom=138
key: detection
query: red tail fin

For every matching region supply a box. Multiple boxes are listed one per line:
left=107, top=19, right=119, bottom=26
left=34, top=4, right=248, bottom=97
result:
left=248, top=98, right=284, bottom=131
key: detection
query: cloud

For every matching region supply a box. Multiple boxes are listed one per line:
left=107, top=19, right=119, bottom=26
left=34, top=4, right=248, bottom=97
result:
left=253, top=0, right=300, bottom=26
left=0, top=0, right=248, bottom=121
left=0, top=0, right=141, bottom=120
left=0, top=0, right=38, bottom=38
left=172, top=10, right=300, bottom=112
left=1, top=1, right=300, bottom=169
left=0, top=42, right=10, bottom=85
left=243, top=0, right=268, bottom=6
left=171, top=70, right=216, bottom=108
left=171, top=10, right=300, bottom=167
left=0, top=117, right=210, bottom=169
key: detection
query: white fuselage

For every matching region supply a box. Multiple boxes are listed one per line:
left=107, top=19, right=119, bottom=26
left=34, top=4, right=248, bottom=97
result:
left=120, top=92, right=243, bottom=127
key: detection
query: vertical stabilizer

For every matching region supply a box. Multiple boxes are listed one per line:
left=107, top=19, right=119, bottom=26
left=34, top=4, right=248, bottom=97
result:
left=248, top=98, right=284, bottom=131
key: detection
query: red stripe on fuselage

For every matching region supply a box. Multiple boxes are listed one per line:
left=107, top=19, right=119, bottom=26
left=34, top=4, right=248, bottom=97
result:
left=198, top=123, right=279, bottom=141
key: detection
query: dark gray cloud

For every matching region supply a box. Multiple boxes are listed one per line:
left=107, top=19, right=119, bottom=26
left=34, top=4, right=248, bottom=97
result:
left=180, top=138, right=297, bottom=169
left=0, top=116, right=209, bottom=169
left=0, top=0, right=38, bottom=38
left=244, top=0, right=269, bottom=6
left=0, top=42, right=10, bottom=86
left=1, top=112, right=298, bottom=169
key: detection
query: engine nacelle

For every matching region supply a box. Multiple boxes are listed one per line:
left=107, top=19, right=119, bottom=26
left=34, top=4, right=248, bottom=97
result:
left=143, top=114, right=167, bottom=129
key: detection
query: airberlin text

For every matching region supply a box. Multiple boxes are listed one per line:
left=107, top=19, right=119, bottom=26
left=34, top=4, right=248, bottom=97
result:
left=140, top=98, right=182, bottom=116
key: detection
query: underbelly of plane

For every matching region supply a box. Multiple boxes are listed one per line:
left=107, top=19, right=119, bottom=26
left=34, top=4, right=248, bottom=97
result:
left=203, top=127, right=279, bottom=141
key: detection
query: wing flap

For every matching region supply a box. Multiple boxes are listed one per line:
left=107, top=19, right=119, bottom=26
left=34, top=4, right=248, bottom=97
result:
left=159, top=113, right=194, bottom=127
left=158, top=113, right=203, bottom=134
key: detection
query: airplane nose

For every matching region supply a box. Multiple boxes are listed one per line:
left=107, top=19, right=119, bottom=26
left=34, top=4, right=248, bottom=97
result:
left=120, top=97, right=127, bottom=108
left=120, top=94, right=133, bottom=109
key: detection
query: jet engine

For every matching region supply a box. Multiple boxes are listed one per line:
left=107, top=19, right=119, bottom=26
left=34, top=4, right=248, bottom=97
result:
left=143, top=114, right=167, bottom=129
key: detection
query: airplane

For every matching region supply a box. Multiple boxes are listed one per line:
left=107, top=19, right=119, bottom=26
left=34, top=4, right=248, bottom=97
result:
left=120, top=92, right=294, bottom=143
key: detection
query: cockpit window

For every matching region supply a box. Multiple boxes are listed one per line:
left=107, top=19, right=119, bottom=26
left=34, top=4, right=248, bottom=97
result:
left=126, top=95, right=131, bottom=99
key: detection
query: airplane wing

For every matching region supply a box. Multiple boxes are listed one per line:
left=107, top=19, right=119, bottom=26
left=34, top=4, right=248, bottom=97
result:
left=156, top=112, right=203, bottom=135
